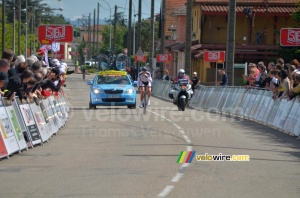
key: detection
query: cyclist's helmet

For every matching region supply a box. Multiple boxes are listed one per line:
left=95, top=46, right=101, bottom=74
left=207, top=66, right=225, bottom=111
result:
left=142, top=67, right=147, bottom=71
left=178, top=69, right=185, bottom=75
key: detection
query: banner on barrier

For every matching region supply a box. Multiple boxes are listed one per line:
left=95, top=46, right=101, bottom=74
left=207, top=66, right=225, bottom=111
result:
left=29, top=101, right=50, bottom=142
left=42, top=99, right=58, bottom=135
left=3, top=98, right=27, bottom=150
left=19, top=103, right=42, bottom=145
left=0, top=104, right=20, bottom=154
left=0, top=121, right=8, bottom=158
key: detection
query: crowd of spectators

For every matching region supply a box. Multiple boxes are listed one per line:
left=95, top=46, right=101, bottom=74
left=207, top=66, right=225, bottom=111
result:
left=242, top=58, right=300, bottom=100
left=0, top=49, right=69, bottom=104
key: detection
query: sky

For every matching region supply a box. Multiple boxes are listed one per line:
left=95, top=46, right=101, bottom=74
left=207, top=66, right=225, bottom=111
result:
left=42, top=0, right=161, bottom=22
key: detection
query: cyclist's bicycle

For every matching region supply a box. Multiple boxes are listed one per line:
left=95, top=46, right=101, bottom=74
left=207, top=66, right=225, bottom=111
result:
left=142, top=87, right=148, bottom=114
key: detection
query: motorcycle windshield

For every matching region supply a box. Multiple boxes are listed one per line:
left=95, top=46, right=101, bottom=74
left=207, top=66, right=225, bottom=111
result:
left=179, top=79, right=189, bottom=86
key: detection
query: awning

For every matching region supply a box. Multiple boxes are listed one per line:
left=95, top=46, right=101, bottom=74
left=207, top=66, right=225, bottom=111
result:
left=200, top=5, right=297, bottom=16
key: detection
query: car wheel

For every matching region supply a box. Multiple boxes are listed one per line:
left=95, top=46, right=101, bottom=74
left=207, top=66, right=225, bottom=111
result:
left=89, top=101, right=96, bottom=109
left=128, top=101, right=136, bottom=109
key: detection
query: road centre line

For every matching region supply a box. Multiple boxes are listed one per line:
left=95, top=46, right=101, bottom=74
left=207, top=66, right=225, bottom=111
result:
left=147, top=109, right=193, bottom=197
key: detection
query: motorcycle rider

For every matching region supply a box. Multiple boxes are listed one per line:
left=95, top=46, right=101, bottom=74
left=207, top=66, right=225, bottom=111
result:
left=173, top=69, right=191, bottom=84
left=137, top=67, right=152, bottom=108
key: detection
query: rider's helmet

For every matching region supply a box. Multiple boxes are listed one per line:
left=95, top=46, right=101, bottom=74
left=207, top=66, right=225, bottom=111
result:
left=178, top=69, right=185, bottom=75
left=142, top=67, right=147, bottom=71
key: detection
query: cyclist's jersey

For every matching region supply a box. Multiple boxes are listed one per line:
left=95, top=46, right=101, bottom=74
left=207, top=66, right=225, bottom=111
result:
left=138, top=71, right=152, bottom=87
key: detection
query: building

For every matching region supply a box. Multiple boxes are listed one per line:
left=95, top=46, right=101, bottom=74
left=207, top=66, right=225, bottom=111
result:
left=164, top=0, right=298, bottom=84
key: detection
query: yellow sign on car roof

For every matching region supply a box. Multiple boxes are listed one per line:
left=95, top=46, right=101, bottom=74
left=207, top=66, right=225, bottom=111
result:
left=98, top=70, right=127, bottom=76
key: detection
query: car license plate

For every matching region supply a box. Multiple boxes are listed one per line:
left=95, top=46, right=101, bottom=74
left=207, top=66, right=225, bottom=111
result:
left=107, top=95, right=120, bottom=98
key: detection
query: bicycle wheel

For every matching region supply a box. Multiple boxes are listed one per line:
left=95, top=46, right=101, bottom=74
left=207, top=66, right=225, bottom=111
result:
left=143, top=91, right=147, bottom=114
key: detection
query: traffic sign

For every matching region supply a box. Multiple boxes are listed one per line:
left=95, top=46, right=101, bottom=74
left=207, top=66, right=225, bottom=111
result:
left=280, top=28, right=300, bottom=46
left=69, top=51, right=79, bottom=56
left=38, top=25, right=74, bottom=45
left=156, top=54, right=171, bottom=63
left=135, top=55, right=147, bottom=62
left=204, top=51, right=225, bottom=62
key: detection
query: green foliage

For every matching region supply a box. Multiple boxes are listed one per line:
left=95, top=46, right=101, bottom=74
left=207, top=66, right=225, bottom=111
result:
left=100, top=24, right=127, bottom=54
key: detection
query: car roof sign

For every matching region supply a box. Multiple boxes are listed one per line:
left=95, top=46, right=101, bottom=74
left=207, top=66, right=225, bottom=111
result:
left=98, top=70, right=127, bottom=76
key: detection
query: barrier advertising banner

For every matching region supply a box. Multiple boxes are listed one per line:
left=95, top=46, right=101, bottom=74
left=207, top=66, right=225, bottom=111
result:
left=51, top=97, right=65, bottom=128
left=42, top=99, right=59, bottom=135
left=0, top=103, right=20, bottom=154
left=5, top=103, right=27, bottom=151
left=0, top=120, right=8, bottom=158
left=19, top=103, right=42, bottom=145
left=48, top=96, right=63, bottom=129
left=29, top=101, right=51, bottom=142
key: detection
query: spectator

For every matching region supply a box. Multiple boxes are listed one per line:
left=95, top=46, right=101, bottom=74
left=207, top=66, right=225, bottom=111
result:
left=25, top=57, right=36, bottom=68
left=290, top=59, right=299, bottom=69
left=277, top=69, right=290, bottom=99
left=162, top=69, right=170, bottom=81
left=256, top=64, right=268, bottom=88
left=2, top=49, right=14, bottom=63
left=289, top=74, right=300, bottom=100
left=0, top=71, right=8, bottom=90
left=191, top=72, right=200, bottom=91
left=267, top=62, right=276, bottom=72
left=4, top=69, right=33, bottom=100
left=40, top=68, right=62, bottom=93
left=276, top=58, right=284, bottom=68
left=217, top=69, right=228, bottom=86
left=0, top=59, right=9, bottom=73
left=14, top=55, right=26, bottom=68
left=30, top=61, right=42, bottom=73
left=269, top=70, right=279, bottom=91
left=16, top=62, right=28, bottom=75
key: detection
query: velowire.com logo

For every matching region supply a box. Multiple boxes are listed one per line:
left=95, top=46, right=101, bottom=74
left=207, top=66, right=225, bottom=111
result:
left=177, top=151, right=250, bottom=163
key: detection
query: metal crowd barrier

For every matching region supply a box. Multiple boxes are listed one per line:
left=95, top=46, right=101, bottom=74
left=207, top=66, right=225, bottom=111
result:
left=152, top=80, right=300, bottom=137
left=0, top=91, right=71, bottom=159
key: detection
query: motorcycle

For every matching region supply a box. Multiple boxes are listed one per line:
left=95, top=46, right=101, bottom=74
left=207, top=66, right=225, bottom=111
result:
left=169, top=79, right=193, bottom=111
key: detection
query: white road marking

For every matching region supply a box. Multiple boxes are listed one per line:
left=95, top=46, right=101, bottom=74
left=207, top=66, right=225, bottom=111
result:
left=171, top=173, right=184, bottom=182
left=187, top=146, right=193, bottom=151
left=158, top=186, right=174, bottom=197
left=148, top=109, right=193, bottom=197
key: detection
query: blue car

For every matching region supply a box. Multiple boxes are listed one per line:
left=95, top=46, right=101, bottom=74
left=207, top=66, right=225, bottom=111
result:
left=87, top=70, right=137, bottom=109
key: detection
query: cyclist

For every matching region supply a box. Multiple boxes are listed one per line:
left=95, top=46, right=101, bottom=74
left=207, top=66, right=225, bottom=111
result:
left=137, top=67, right=152, bottom=108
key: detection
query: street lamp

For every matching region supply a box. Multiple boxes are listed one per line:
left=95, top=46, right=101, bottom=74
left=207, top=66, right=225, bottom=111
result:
left=100, top=0, right=112, bottom=50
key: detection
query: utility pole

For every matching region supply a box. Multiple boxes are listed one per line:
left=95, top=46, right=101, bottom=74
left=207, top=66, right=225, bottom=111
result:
left=226, top=0, right=236, bottom=86
left=2, top=0, right=5, bottom=53
left=18, top=0, right=21, bottom=55
left=88, top=13, right=91, bottom=60
left=160, top=0, right=166, bottom=76
left=185, top=0, right=193, bottom=76
left=96, top=2, right=100, bottom=55
left=137, top=0, right=142, bottom=72
left=93, top=8, right=96, bottom=58
left=149, top=0, right=155, bottom=71
left=128, top=0, right=132, bottom=56
left=13, top=0, right=15, bottom=52
left=25, top=0, right=28, bottom=58
left=137, top=0, right=142, bottom=50
left=114, top=5, right=118, bottom=51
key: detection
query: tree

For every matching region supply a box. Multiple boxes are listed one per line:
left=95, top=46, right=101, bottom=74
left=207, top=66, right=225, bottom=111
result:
left=100, top=24, right=127, bottom=54
left=140, top=19, right=159, bottom=53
